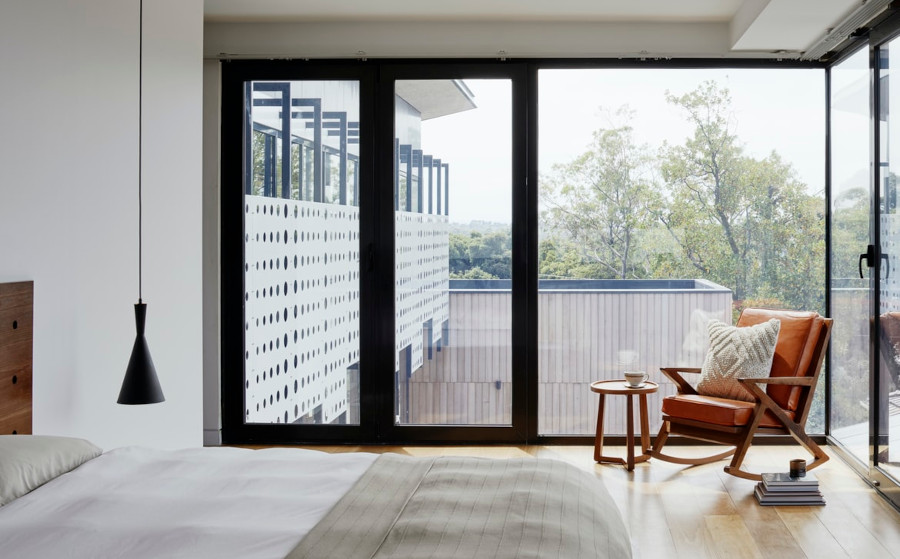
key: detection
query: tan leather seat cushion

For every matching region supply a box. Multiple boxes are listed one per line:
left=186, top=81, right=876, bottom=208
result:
left=661, top=394, right=792, bottom=428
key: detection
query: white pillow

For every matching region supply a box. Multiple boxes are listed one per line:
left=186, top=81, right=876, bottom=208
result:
left=697, top=318, right=781, bottom=402
left=0, top=435, right=102, bottom=506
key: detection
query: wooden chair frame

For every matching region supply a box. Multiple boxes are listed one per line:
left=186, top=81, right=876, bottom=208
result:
left=649, top=314, right=832, bottom=481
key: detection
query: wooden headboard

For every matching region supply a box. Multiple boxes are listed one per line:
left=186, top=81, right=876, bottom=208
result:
left=0, top=281, right=33, bottom=435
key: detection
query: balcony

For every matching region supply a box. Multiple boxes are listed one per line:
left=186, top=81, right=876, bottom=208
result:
left=408, top=278, right=732, bottom=434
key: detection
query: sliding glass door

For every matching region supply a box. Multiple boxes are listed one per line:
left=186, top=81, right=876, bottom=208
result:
left=829, top=48, right=871, bottom=465
left=379, top=65, right=527, bottom=441
left=875, top=35, right=900, bottom=493
left=221, top=64, right=376, bottom=442
left=828, top=31, right=900, bottom=508
left=221, top=62, right=527, bottom=443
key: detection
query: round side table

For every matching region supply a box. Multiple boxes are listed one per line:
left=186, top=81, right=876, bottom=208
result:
left=590, top=379, right=659, bottom=471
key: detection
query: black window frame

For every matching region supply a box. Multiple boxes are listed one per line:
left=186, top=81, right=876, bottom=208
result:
left=822, top=9, right=900, bottom=510
left=221, top=57, right=832, bottom=446
left=221, top=61, right=378, bottom=444
left=374, top=62, right=530, bottom=443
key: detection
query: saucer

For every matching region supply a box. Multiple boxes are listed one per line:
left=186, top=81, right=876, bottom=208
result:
left=624, top=382, right=646, bottom=389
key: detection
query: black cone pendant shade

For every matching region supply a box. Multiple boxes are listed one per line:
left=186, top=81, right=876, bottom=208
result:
left=117, top=0, right=163, bottom=405
left=117, top=301, right=164, bottom=404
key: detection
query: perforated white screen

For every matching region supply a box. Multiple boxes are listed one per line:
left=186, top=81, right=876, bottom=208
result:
left=245, top=197, right=449, bottom=424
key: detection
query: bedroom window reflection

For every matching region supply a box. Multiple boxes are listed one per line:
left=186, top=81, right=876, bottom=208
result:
left=244, top=80, right=361, bottom=425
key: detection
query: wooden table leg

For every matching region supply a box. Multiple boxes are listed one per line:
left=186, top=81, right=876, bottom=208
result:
left=594, top=394, right=606, bottom=462
left=639, top=393, right=650, bottom=454
left=626, top=395, right=635, bottom=470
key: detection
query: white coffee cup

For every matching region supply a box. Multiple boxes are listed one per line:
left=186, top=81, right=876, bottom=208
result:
left=624, top=371, right=648, bottom=387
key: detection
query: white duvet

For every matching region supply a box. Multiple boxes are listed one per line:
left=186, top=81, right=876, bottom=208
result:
left=0, top=446, right=377, bottom=559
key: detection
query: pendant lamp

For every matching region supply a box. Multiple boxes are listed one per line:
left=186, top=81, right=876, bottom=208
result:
left=118, top=0, right=164, bottom=405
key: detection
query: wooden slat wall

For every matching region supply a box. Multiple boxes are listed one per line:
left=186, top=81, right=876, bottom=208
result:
left=409, top=289, right=731, bottom=434
left=0, top=281, right=34, bottom=435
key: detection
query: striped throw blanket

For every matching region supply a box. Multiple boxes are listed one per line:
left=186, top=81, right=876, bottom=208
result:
left=287, top=454, right=632, bottom=559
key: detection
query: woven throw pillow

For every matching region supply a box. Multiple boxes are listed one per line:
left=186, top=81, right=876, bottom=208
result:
left=697, top=318, right=781, bottom=402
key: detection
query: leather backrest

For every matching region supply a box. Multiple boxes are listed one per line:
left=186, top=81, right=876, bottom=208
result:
left=736, top=308, right=827, bottom=411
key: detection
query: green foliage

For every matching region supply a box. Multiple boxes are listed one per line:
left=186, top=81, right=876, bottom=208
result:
left=659, top=82, right=824, bottom=311
left=251, top=131, right=303, bottom=200
left=452, top=82, right=827, bottom=316
left=251, top=130, right=269, bottom=196
left=538, top=239, right=607, bottom=279
left=541, top=108, right=662, bottom=279
left=450, top=230, right=512, bottom=279
left=457, top=267, right=496, bottom=280
left=831, top=186, right=869, bottom=280
left=532, top=81, right=826, bottom=314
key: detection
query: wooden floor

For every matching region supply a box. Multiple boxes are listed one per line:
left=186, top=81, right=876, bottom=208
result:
left=297, top=444, right=900, bottom=559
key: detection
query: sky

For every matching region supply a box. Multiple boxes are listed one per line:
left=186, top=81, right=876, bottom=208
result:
left=419, top=68, right=826, bottom=225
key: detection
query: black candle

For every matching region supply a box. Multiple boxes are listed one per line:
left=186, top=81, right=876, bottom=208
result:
left=790, top=459, right=806, bottom=478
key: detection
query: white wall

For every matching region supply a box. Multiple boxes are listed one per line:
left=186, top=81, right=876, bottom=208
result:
left=0, top=0, right=204, bottom=450
left=202, top=59, right=221, bottom=445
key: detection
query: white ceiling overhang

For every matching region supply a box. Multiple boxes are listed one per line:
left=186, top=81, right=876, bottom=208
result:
left=730, top=0, right=859, bottom=52
left=205, top=1, right=744, bottom=24
left=203, top=0, right=888, bottom=59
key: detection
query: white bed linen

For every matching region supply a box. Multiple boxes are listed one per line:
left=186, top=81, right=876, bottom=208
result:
left=0, top=446, right=377, bottom=559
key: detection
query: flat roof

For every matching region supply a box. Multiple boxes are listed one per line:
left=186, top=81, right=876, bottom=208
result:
left=395, top=79, right=477, bottom=120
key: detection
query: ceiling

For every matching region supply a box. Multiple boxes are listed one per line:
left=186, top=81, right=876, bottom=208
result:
left=203, top=0, right=870, bottom=55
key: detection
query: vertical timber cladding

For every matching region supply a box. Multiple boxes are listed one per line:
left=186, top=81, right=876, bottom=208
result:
left=244, top=203, right=451, bottom=426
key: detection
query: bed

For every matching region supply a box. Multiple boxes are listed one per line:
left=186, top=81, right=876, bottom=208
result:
left=0, top=283, right=631, bottom=558
left=0, top=438, right=632, bottom=558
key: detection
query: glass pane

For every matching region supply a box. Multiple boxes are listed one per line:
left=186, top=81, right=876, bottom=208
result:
left=880, top=40, right=900, bottom=479
left=538, top=69, right=825, bottom=435
left=394, top=79, right=512, bottom=425
left=830, top=48, right=871, bottom=464
left=244, top=80, right=360, bottom=425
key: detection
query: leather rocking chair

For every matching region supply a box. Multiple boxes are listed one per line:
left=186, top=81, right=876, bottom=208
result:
left=649, top=308, right=833, bottom=481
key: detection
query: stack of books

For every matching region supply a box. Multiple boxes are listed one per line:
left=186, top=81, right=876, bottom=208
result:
left=754, top=472, right=825, bottom=506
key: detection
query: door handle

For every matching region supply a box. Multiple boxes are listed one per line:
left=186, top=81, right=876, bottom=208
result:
left=860, top=244, right=876, bottom=279
left=882, top=252, right=891, bottom=280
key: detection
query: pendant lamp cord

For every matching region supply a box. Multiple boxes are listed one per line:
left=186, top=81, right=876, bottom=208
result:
left=138, top=0, right=143, bottom=304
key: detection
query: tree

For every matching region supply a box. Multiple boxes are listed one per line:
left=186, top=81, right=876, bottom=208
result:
left=659, top=82, right=824, bottom=311
left=831, top=185, right=870, bottom=280
left=449, top=230, right=512, bottom=279
left=541, top=109, right=662, bottom=279
left=538, top=238, right=606, bottom=279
